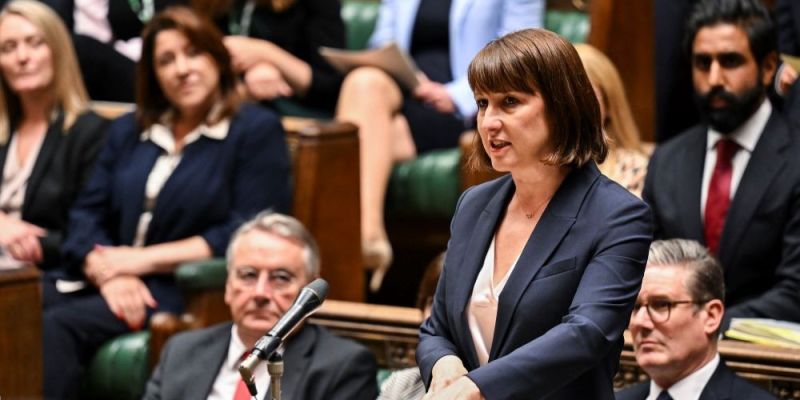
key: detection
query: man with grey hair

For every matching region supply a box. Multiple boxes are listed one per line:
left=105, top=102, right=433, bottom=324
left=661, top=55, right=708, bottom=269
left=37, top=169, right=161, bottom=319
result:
left=616, top=239, right=775, bottom=400
left=143, top=212, right=378, bottom=400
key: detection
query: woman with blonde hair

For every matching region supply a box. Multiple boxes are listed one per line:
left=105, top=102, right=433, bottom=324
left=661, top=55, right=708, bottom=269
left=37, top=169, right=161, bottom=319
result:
left=575, top=43, right=650, bottom=197
left=0, top=0, right=107, bottom=269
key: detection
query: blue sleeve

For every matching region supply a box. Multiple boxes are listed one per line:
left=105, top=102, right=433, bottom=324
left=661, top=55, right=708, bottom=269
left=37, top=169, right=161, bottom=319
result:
left=61, top=114, right=134, bottom=275
left=417, top=186, right=475, bottom=385
left=445, top=0, right=545, bottom=117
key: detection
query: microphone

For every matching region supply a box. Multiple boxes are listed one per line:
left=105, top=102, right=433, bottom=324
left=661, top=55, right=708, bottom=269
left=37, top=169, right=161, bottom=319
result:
left=239, top=278, right=329, bottom=396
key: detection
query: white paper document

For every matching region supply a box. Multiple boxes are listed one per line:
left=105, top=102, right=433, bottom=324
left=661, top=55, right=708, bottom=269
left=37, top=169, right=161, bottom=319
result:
left=320, top=42, right=420, bottom=90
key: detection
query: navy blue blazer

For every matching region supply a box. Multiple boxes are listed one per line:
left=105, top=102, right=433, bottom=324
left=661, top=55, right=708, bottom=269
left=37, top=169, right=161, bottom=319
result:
left=418, top=162, right=653, bottom=400
left=60, top=103, right=291, bottom=312
left=615, top=360, right=777, bottom=400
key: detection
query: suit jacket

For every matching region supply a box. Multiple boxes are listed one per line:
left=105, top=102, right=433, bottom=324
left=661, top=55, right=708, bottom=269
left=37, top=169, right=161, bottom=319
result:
left=59, top=103, right=291, bottom=313
left=218, top=0, right=345, bottom=111
left=0, top=110, right=107, bottom=269
left=143, top=322, right=379, bottom=400
left=642, top=110, right=800, bottom=327
left=368, top=0, right=544, bottom=117
left=615, top=360, right=776, bottom=400
left=778, top=0, right=800, bottom=57
left=417, top=163, right=653, bottom=400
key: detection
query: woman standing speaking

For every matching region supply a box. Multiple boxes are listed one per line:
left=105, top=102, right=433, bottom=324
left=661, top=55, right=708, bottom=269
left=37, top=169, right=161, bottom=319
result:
left=417, top=29, right=653, bottom=400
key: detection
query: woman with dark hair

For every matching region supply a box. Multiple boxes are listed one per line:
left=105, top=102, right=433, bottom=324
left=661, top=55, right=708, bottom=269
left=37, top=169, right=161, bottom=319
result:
left=42, top=7, right=290, bottom=398
left=0, top=0, right=107, bottom=270
left=417, top=29, right=652, bottom=400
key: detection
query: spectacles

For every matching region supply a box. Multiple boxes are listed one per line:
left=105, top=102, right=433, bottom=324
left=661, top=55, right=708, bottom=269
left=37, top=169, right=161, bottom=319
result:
left=233, top=266, right=298, bottom=292
left=631, top=299, right=702, bottom=323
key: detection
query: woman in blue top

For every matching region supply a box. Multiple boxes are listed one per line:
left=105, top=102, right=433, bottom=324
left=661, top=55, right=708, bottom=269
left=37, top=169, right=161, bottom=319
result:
left=42, top=7, right=291, bottom=398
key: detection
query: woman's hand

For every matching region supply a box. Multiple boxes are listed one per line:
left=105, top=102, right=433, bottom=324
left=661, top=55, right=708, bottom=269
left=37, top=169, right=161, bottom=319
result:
left=99, top=275, right=157, bottom=330
left=84, top=245, right=156, bottom=286
left=779, top=63, right=798, bottom=96
left=224, top=36, right=270, bottom=73
left=243, top=62, right=294, bottom=100
left=0, top=213, right=45, bottom=263
left=427, top=355, right=468, bottom=394
left=414, top=76, right=456, bottom=114
left=424, top=376, right=484, bottom=400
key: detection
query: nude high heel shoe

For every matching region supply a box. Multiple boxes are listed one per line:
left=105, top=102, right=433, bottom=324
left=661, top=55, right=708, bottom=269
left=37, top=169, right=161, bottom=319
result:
left=363, top=238, right=393, bottom=292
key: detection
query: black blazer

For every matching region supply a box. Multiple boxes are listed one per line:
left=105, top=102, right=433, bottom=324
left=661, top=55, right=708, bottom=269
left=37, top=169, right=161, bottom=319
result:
left=778, top=0, right=800, bottom=56
left=643, top=110, right=800, bottom=327
left=615, top=361, right=776, bottom=400
left=143, top=322, right=379, bottom=400
left=0, top=110, right=107, bottom=269
left=219, top=0, right=345, bottom=111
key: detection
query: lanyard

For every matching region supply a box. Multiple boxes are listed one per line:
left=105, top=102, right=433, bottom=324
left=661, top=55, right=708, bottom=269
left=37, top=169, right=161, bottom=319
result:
left=128, top=0, right=155, bottom=23
left=228, top=0, right=256, bottom=36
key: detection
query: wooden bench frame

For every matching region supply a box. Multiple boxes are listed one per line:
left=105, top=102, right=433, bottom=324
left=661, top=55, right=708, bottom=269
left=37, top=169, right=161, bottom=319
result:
left=151, top=297, right=800, bottom=399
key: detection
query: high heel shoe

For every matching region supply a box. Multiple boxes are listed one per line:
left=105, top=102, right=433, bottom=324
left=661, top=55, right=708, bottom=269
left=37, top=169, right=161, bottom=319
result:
left=363, top=238, right=393, bottom=292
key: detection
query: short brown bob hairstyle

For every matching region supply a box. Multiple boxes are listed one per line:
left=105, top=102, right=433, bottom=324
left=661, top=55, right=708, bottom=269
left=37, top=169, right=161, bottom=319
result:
left=136, top=6, right=240, bottom=129
left=467, top=28, right=607, bottom=170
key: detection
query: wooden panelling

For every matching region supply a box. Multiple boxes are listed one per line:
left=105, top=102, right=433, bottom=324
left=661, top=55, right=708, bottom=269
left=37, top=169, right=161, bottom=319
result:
left=0, top=266, right=42, bottom=399
left=588, top=0, right=656, bottom=141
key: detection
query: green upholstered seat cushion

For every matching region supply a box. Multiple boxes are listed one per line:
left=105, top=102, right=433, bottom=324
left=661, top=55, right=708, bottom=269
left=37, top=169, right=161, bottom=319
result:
left=386, top=147, right=461, bottom=218
left=175, top=258, right=228, bottom=291
left=82, top=331, right=150, bottom=400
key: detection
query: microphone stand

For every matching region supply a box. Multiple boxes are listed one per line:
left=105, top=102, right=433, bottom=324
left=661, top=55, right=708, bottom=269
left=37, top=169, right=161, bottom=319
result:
left=267, top=352, right=284, bottom=400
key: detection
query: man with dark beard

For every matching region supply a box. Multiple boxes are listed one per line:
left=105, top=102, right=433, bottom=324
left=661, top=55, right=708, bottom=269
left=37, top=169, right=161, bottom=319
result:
left=643, top=0, right=800, bottom=329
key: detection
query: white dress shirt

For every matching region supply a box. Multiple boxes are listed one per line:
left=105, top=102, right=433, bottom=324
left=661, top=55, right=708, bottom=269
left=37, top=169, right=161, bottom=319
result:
left=700, top=100, right=771, bottom=219
left=208, top=325, right=270, bottom=400
left=647, top=354, right=721, bottom=400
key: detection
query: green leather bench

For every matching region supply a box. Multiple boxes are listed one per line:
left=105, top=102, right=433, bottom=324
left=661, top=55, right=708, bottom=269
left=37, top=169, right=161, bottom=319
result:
left=81, top=3, right=590, bottom=399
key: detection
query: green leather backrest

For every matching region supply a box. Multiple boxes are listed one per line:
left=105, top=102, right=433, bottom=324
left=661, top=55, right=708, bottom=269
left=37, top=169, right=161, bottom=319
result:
left=176, top=258, right=229, bottom=290
left=341, top=0, right=381, bottom=50
left=386, top=148, right=461, bottom=218
left=340, top=1, right=590, bottom=51
left=82, top=331, right=150, bottom=400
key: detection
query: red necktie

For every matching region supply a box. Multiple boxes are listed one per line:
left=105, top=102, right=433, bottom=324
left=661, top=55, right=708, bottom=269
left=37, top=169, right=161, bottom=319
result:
left=704, top=139, right=740, bottom=254
left=233, top=378, right=251, bottom=400
left=234, top=351, right=252, bottom=400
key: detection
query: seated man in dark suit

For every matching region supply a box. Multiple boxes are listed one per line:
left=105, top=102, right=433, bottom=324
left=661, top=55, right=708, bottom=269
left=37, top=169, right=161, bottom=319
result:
left=616, top=239, right=775, bottom=400
left=643, top=0, right=800, bottom=328
left=142, top=212, right=378, bottom=400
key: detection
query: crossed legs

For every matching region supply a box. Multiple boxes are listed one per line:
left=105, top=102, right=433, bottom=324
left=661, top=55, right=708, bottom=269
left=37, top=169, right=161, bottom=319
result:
left=336, top=66, right=416, bottom=291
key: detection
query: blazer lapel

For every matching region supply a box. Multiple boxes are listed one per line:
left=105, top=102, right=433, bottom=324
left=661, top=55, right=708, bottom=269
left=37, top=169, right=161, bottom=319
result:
left=488, top=163, right=599, bottom=360
left=698, top=362, right=734, bottom=400
left=24, top=114, right=64, bottom=212
left=278, top=324, right=316, bottom=400
left=452, top=175, right=514, bottom=368
left=717, top=113, right=788, bottom=267
left=677, top=127, right=707, bottom=243
left=190, top=324, right=231, bottom=399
